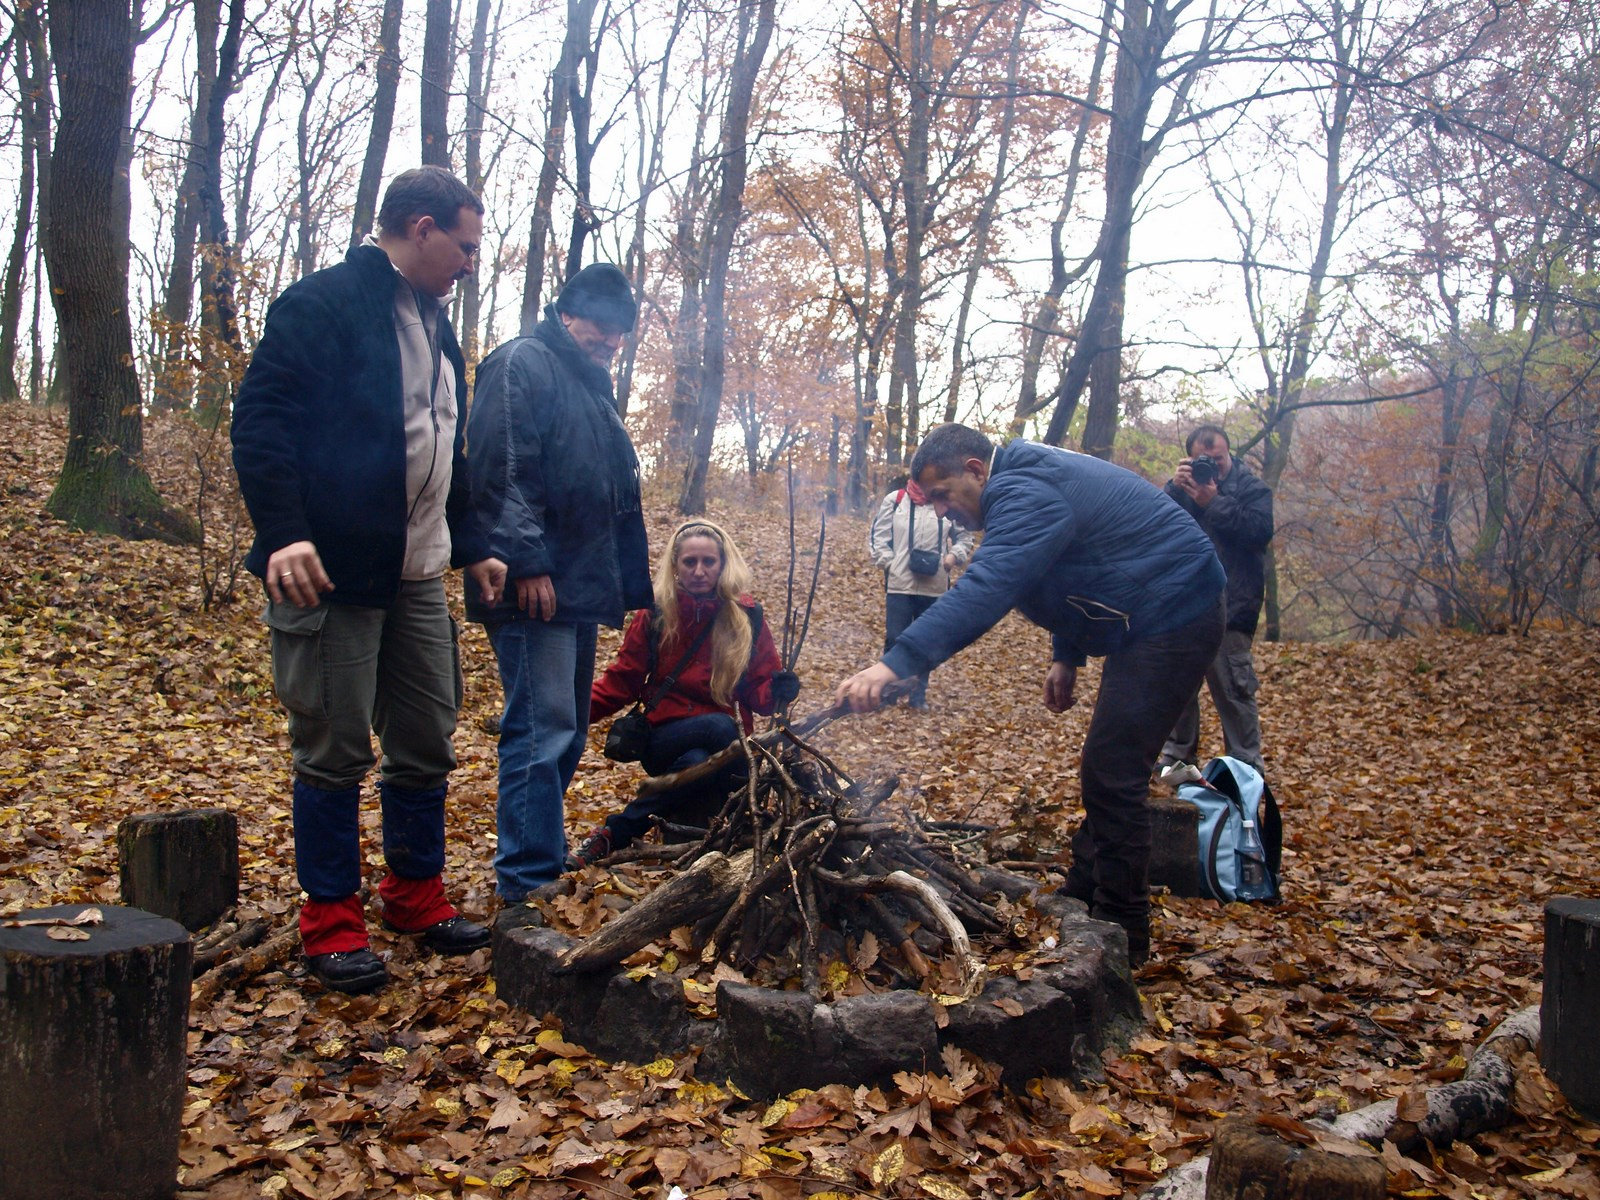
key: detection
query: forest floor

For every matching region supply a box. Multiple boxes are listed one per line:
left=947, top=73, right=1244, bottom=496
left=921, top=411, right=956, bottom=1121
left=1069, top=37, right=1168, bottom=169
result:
left=1, top=402, right=1598, bottom=1199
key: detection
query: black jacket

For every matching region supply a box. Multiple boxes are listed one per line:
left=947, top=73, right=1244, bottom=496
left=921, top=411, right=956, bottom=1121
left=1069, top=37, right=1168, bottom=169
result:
left=463, top=307, right=652, bottom=627
left=1164, top=458, right=1273, bottom=636
left=231, top=244, right=487, bottom=607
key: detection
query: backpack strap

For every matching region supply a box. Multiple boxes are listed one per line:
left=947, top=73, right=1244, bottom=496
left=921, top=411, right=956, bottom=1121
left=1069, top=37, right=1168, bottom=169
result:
left=641, top=617, right=715, bottom=713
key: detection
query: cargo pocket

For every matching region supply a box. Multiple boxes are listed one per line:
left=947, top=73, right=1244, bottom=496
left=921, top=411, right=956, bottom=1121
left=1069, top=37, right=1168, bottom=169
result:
left=264, top=602, right=331, bottom=719
left=449, top=616, right=464, bottom=712
left=1225, top=646, right=1260, bottom=699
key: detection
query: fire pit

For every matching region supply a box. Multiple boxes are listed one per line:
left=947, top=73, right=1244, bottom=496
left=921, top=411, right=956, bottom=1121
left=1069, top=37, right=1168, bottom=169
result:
left=492, top=708, right=1141, bottom=1098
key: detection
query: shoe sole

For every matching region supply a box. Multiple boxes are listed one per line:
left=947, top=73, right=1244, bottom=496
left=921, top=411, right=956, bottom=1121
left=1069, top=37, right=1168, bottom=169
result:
left=380, top=919, right=490, bottom=955
left=312, top=972, right=388, bottom=994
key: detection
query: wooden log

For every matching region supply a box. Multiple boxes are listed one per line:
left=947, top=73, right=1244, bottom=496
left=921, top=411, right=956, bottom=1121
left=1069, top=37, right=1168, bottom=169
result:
left=189, top=923, right=300, bottom=1006
left=1325, top=1006, right=1540, bottom=1153
left=192, top=917, right=270, bottom=974
left=556, top=850, right=754, bottom=973
left=1147, top=796, right=1204, bottom=898
left=117, top=808, right=239, bottom=931
left=876, top=870, right=986, bottom=999
left=1205, top=1118, right=1384, bottom=1200
left=0, top=904, right=192, bottom=1200
left=1142, top=1007, right=1541, bottom=1200
left=1542, top=896, right=1600, bottom=1120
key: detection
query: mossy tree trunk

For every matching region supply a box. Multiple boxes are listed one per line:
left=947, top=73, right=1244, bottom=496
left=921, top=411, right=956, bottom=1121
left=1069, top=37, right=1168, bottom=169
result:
left=42, top=0, right=197, bottom=544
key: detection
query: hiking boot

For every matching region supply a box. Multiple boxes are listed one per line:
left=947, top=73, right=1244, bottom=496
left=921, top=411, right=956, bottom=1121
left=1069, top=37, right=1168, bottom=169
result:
left=384, top=914, right=490, bottom=955
left=564, top=828, right=614, bottom=871
left=305, top=948, right=388, bottom=994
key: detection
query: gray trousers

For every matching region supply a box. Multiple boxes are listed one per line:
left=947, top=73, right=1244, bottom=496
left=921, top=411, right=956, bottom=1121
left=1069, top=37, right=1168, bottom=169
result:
left=1160, top=628, right=1263, bottom=773
left=265, top=577, right=462, bottom=791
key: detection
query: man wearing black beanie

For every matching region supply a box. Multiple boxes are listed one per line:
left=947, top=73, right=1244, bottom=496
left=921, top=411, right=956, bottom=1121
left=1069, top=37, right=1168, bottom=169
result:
left=464, top=263, right=653, bottom=901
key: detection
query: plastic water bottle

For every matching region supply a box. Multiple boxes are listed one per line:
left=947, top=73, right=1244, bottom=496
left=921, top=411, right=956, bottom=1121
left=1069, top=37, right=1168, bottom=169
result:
left=1235, top=818, right=1274, bottom=901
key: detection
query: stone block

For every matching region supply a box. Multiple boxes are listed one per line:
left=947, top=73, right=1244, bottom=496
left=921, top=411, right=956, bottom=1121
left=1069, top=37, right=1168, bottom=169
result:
left=940, top=974, right=1079, bottom=1085
left=822, top=990, right=939, bottom=1084
left=492, top=909, right=694, bottom=1062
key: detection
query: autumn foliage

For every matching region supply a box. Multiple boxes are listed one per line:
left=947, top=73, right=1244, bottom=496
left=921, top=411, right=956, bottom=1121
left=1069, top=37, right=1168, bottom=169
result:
left=1, top=404, right=1597, bottom=1198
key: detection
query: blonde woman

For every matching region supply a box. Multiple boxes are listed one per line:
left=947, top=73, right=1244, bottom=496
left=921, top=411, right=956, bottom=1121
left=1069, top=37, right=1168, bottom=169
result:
left=573, top=520, right=799, bottom=866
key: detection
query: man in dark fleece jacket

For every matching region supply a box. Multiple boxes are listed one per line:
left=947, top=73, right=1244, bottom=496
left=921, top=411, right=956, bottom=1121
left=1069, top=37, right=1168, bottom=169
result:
left=233, top=167, right=506, bottom=994
left=464, top=263, right=653, bottom=901
left=835, top=423, right=1225, bottom=965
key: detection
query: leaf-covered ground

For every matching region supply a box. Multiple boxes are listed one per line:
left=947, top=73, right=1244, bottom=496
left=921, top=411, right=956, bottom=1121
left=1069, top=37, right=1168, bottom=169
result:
left=1, top=403, right=1597, bottom=1199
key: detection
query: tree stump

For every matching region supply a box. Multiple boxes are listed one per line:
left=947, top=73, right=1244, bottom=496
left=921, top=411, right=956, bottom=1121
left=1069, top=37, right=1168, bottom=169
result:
left=1148, top=796, right=1203, bottom=898
left=1205, top=1117, right=1384, bottom=1200
left=1542, top=896, right=1600, bottom=1120
left=118, top=808, right=239, bottom=931
left=0, top=904, right=192, bottom=1200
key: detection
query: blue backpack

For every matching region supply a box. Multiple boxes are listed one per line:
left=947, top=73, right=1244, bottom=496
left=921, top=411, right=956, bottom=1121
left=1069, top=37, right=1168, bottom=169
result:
left=1177, top=757, right=1283, bottom=903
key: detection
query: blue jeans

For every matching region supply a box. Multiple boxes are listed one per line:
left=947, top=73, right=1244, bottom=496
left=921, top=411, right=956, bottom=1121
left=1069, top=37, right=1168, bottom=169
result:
left=884, top=592, right=937, bottom=705
left=603, top=712, right=741, bottom=846
left=488, top=620, right=597, bottom=900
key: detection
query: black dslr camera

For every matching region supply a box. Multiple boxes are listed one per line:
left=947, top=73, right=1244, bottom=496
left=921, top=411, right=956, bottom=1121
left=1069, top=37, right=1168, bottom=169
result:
left=1189, top=454, right=1220, bottom=486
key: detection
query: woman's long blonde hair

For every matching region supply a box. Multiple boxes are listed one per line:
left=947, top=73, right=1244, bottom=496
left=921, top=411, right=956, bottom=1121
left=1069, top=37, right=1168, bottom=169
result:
left=653, top=519, right=755, bottom=706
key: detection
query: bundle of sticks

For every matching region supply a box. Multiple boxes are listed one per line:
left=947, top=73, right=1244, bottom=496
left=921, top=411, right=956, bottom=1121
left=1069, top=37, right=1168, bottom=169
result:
left=555, top=691, right=1030, bottom=1000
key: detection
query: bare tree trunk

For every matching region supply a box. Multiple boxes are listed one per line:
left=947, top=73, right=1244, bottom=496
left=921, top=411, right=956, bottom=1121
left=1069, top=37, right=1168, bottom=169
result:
left=420, top=0, right=452, bottom=167
left=667, top=240, right=704, bottom=462
left=616, top=0, right=687, bottom=415
left=194, top=0, right=245, bottom=421
left=1044, top=0, right=1177, bottom=454
left=293, top=19, right=337, bottom=279
left=1249, top=0, right=1362, bottom=638
left=350, top=0, right=403, bottom=250
left=563, top=0, right=602, bottom=279
left=519, top=0, right=586, bottom=335
left=883, top=0, right=933, bottom=468
left=459, top=0, right=495, bottom=360
left=233, top=13, right=292, bottom=256
left=42, top=0, right=195, bottom=542
left=25, top=1, right=52, bottom=408
left=0, top=15, right=40, bottom=405
left=151, top=0, right=217, bottom=412
left=1012, top=0, right=1112, bottom=435
left=679, top=0, right=777, bottom=515
left=942, top=1, right=1027, bottom=425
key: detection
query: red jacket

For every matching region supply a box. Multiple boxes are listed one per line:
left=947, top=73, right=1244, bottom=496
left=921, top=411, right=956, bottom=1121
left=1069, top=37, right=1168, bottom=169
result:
left=591, top=594, right=783, bottom=733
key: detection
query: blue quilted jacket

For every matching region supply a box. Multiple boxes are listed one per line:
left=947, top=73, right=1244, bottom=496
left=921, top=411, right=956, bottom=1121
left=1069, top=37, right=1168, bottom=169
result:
left=881, top=440, right=1224, bottom=676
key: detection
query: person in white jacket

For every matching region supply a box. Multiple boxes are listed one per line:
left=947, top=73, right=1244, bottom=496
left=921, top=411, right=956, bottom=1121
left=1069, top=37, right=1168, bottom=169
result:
left=867, top=476, right=976, bottom=708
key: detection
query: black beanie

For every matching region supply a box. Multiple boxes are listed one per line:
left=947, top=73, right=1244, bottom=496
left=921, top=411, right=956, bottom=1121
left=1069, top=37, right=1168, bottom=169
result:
left=555, top=263, right=638, bottom=332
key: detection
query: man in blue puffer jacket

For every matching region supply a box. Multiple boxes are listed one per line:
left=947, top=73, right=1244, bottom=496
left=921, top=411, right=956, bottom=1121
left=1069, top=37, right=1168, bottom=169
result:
left=835, top=423, right=1225, bottom=965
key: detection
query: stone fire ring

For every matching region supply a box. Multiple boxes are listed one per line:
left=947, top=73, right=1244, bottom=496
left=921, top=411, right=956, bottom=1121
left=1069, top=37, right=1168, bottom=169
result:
left=491, top=876, right=1141, bottom=1100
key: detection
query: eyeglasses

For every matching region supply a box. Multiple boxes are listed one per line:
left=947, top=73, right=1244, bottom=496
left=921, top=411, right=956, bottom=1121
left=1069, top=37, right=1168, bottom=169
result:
left=434, top=226, right=480, bottom=262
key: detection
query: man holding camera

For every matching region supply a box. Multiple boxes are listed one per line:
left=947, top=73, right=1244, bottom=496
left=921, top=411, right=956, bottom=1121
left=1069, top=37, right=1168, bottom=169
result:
left=1159, top=425, right=1274, bottom=775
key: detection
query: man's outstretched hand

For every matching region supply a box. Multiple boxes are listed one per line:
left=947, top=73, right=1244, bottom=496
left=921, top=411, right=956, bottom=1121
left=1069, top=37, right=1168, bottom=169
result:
left=834, top=662, right=901, bottom=712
